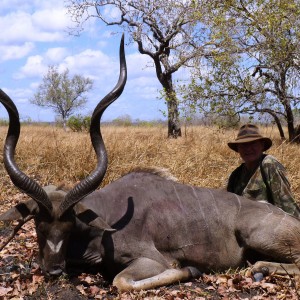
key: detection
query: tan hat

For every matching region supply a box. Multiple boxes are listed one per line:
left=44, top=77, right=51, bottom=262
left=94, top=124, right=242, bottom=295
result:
left=228, top=124, right=272, bottom=152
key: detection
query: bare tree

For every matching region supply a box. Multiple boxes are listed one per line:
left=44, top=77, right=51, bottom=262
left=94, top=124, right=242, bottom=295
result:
left=31, top=66, right=93, bottom=129
left=66, top=0, right=211, bottom=138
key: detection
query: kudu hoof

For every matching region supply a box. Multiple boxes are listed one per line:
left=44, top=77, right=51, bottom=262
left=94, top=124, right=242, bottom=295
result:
left=252, top=266, right=269, bottom=282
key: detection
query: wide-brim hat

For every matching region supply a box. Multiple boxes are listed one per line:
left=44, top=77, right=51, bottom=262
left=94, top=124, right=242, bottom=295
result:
left=228, top=124, right=272, bottom=152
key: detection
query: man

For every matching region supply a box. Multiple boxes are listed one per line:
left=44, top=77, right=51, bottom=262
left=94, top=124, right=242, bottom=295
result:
left=227, top=124, right=300, bottom=218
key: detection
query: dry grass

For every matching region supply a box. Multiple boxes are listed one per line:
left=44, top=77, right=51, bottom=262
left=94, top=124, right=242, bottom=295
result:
left=0, top=124, right=299, bottom=203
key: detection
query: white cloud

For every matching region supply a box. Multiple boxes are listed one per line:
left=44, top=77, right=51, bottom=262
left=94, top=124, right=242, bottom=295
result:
left=0, top=8, right=72, bottom=44
left=45, top=47, right=69, bottom=63
left=60, top=49, right=112, bottom=77
left=103, top=5, right=121, bottom=20
left=0, top=0, right=35, bottom=12
left=0, top=42, right=34, bottom=61
left=15, top=55, right=47, bottom=79
left=32, top=9, right=72, bottom=32
left=0, top=0, right=68, bottom=15
left=14, top=46, right=114, bottom=82
left=128, top=77, right=160, bottom=97
left=127, top=52, right=156, bottom=78
left=0, top=87, right=32, bottom=105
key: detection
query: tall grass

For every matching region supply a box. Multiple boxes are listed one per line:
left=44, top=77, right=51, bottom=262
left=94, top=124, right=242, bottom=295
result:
left=0, top=124, right=299, bottom=205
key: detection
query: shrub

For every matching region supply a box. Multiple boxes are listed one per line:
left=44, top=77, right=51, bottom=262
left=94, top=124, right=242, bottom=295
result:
left=0, top=119, right=8, bottom=126
left=112, top=114, right=132, bottom=126
left=67, top=115, right=91, bottom=132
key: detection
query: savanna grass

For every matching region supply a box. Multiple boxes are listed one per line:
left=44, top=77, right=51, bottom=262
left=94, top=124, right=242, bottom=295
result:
left=0, top=124, right=299, bottom=205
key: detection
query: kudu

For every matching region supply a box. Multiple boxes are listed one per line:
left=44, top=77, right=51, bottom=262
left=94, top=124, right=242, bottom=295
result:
left=1, top=36, right=300, bottom=292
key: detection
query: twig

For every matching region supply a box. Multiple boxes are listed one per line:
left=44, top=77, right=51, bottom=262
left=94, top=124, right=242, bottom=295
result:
left=0, top=216, right=33, bottom=251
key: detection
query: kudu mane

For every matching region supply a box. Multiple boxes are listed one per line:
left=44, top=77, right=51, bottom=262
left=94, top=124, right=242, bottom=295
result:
left=127, top=167, right=178, bottom=182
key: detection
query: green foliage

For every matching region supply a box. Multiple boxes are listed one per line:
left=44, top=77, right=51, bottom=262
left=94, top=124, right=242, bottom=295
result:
left=67, top=115, right=91, bottom=132
left=21, top=117, right=33, bottom=124
left=136, top=120, right=161, bottom=127
left=207, top=113, right=240, bottom=129
left=112, top=115, right=133, bottom=126
left=0, top=118, right=8, bottom=126
left=178, top=0, right=300, bottom=142
left=30, top=65, right=93, bottom=127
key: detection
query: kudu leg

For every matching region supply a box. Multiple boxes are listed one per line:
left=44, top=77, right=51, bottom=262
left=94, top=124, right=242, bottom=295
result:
left=251, top=261, right=300, bottom=276
left=112, top=257, right=201, bottom=291
left=237, top=213, right=300, bottom=279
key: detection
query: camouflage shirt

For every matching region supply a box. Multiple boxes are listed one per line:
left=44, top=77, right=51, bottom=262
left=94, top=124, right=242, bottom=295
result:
left=227, top=155, right=300, bottom=218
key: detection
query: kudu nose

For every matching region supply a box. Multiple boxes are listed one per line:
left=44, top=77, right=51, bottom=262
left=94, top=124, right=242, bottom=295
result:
left=48, top=265, right=64, bottom=276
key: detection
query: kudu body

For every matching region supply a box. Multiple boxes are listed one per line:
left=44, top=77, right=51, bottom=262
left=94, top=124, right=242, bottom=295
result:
left=1, top=36, right=300, bottom=292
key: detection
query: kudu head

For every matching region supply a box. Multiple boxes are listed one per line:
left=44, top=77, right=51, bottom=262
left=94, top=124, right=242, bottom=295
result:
left=0, top=35, right=127, bottom=276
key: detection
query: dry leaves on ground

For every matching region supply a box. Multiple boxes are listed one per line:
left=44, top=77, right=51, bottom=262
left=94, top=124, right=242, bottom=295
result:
left=1, top=210, right=300, bottom=300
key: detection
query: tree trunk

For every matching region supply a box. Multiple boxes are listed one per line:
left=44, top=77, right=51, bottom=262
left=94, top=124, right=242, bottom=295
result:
left=288, top=124, right=300, bottom=143
left=152, top=51, right=182, bottom=138
left=165, top=88, right=181, bottom=138
left=294, top=124, right=300, bottom=143
left=62, top=117, right=67, bottom=132
left=167, top=96, right=181, bottom=138
left=262, top=109, right=285, bottom=140
left=285, top=105, right=299, bottom=143
left=159, top=72, right=181, bottom=138
left=272, top=115, right=285, bottom=141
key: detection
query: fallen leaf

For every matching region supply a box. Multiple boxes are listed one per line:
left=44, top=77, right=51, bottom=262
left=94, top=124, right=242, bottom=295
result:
left=76, top=284, right=87, bottom=296
left=0, top=286, right=13, bottom=296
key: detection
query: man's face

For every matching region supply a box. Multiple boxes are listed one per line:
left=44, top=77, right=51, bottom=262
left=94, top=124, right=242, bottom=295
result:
left=237, top=140, right=265, bottom=164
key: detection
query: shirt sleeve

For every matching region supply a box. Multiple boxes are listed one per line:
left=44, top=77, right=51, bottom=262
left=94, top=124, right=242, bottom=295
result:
left=262, top=155, right=300, bottom=217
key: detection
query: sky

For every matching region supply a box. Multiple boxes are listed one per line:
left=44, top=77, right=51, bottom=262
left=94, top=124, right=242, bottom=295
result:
left=0, top=0, right=167, bottom=122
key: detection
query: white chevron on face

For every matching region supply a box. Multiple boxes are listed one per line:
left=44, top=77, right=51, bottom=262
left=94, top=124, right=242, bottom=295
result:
left=47, top=240, right=63, bottom=253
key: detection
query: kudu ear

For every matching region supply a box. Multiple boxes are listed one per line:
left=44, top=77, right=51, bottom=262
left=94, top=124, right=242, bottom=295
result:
left=0, top=200, right=38, bottom=221
left=75, top=202, right=115, bottom=232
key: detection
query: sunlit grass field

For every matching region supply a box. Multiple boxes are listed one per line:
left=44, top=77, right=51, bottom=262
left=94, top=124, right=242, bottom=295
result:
left=0, top=124, right=299, bottom=205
